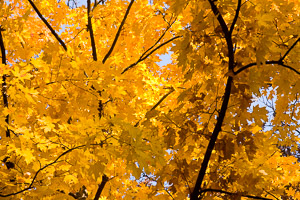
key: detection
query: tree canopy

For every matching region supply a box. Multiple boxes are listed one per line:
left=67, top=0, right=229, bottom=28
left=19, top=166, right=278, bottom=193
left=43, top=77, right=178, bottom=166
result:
left=0, top=0, right=299, bottom=199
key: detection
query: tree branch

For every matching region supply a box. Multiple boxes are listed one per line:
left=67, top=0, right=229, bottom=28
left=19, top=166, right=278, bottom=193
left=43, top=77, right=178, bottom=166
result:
left=234, top=37, right=300, bottom=75
left=28, top=0, right=67, bottom=51
left=191, top=0, right=238, bottom=200
left=87, top=0, right=97, bottom=61
left=191, top=0, right=237, bottom=198
left=207, top=0, right=234, bottom=70
left=190, top=77, right=232, bottom=200
left=140, top=18, right=177, bottom=60
left=229, top=0, right=242, bottom=35
left=93, top=0, right=105, bottom=10
left=280, top=37, right=299, bottom=61
left=234, top=60, right=300, bottom=75
left=0, top=144, right=106, bottom=197
left=0, top=27, right=10, bottom=137
left=121, top=35, right=181, bottom=74
left=93, top=175, right=109, bottom=200
left=102, top=0, right=135, bottom=64
left=134, top=87, right=175, bottom=127
left=150, top=87, right=174, bottom=111
left=0, top=27, right=6, bottom=65
left=200, top=189, right=274, bottom=200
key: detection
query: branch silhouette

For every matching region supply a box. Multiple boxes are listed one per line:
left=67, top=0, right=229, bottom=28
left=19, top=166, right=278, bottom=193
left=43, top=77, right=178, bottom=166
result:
left=0, top=142, right=109, bottom=197
left=102, top=0, right=135, bottom=64
left=234, top=37, right=300, bottom=75
left=121, top=35, right=181, bottom=74
left=229, top=0, right=241, bottom=35
left=200, top=189, right=274, bottom=200
left=190, top=0, right=236, bottom=198
left=87, top=0, right=97, bottom=61
left=0, top=27, right=10, bottom=137
left=134, top=87, right=175, bottom=127
left=28, top=0, right=67, bottom=51
left=93, top=175, right=109, bottom=200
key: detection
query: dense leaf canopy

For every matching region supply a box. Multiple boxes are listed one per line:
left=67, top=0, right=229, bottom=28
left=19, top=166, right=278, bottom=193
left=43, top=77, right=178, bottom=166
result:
left=0, top=0, right=299, bottom=199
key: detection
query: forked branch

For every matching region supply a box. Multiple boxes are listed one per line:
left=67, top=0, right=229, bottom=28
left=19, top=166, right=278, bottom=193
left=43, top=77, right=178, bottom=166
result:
left=121, top=17, right=179, bottom=74
left=102, top=0, right=135, bottom=64
left=207, top=0, right=234, bottom=70
left=234, top=37, right=300, bottom=75
left=121, top=35, right=181, bottom=74
left=0, top=143, right=107, bottom=197
left=191, top=0, right=238, bottom=198
left=140, top=17, right=177, bottom=60
left=28, top=0, right=67, bottom=51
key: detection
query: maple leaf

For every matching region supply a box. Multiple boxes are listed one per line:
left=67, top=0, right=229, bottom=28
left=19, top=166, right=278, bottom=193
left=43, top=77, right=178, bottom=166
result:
left=0, top=0, right=299, bottom=200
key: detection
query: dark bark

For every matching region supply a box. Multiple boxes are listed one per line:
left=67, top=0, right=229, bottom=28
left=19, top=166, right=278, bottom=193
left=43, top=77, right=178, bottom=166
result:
left=0, top=27, right=10, bottom=137
left=190, top=0, right=238, bottom=198
left=28, top=0, right=67, bottom=51
left=93, top=175, right=109, bottom=200
left=87, top=0, right=97, bottom=61
left=102, top=0, right=135, bottom=64
left=200, top=189, right=274, bottom=200
left=234, top=38, right=300, bottom=75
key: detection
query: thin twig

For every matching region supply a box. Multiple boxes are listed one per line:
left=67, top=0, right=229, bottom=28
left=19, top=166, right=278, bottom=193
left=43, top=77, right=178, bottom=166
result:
left=66, top=28, right=85, bottom=43
left=102, top=0, right=135, bottom=64
left=134, top=87, right=175, bottom=127
left=28, top=0, right=67, bottom=51
left=0, top=145, right=84, bottom=197
left=140, top=18, right=177, bottom=59
left=0, top=143, right=107, bottom=197
left=263, top=190, right=280, bottom=200
left=93, top=0, right=105, bottom=10
left=87, top=0, right=97, bottom=61
left=121, top=35, right=181, bottom=74
left=150, top=87, right=174, bottom=111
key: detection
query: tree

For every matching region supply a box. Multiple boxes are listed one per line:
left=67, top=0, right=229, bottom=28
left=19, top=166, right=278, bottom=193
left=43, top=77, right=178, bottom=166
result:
left=0, top=0, right=299, bottom=199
